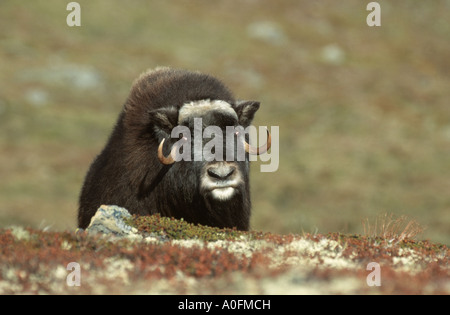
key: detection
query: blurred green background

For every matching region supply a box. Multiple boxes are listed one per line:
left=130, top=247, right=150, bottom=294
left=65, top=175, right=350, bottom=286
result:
left=1, top=0, right=449, bottom=244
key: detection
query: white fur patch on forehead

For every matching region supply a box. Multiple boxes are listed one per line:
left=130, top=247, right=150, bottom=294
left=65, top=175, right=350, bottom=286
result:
left=178, top=99, right=238, bottom=124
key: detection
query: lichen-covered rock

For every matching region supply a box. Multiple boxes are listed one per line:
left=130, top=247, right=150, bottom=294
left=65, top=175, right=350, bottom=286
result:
left=85, top=205, right=139, bottom=238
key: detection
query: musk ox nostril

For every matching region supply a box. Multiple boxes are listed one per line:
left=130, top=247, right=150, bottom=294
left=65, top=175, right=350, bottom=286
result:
left=207, top=166, right=236, bottom=180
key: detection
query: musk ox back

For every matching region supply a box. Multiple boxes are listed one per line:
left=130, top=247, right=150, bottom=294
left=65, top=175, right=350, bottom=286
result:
left=78, top=67, right=270, bottom=230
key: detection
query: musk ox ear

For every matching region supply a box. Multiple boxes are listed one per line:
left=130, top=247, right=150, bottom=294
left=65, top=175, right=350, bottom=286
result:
left=148, top=107, right=179, bottom=138
left=234, top=100, right=260, bottom=127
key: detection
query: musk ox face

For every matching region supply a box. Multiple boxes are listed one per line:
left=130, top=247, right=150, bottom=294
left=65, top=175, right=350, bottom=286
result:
left=78, top=67, right=270, bottom=231
left=152, top=98, right=270, bottom=212
left=157, top=100, right=255, bottom=204
left=181, top=100, right=244, bottom=203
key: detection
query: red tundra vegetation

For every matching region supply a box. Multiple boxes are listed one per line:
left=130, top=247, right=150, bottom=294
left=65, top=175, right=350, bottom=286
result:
left=0, top=214, right=448, bottom=294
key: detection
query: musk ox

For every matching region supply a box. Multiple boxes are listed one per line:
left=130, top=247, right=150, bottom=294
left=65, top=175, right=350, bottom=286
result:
left=78, top=67, right=270, bottom=231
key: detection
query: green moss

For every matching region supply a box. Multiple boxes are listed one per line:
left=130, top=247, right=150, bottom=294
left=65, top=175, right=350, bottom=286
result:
left=396, top=239, right=449, bottom=254
left=129, top=214, right=266, bottom=242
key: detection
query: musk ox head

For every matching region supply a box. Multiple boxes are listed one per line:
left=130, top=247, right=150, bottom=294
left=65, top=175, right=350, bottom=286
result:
left=155, top=99, right=270, bottom=202
left=78, top=67, right=270, bottom=231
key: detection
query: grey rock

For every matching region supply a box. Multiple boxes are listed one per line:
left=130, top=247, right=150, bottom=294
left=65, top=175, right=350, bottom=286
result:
left=18, top=62, right=103, bottom=91
left=320, top=44, right=346, bottom=65
left=246, top=21, right=287, bottom=46
left=24, top=88, right=49, bottom=107
left=85, top=205, right=171, bottom=243
left=86, top=205, right=138, bottom=237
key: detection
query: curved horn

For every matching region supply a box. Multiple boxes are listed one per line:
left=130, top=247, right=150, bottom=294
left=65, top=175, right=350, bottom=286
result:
left=244, top=128, right=271, bottom=155
left=157, top=138, right=176, bottom=165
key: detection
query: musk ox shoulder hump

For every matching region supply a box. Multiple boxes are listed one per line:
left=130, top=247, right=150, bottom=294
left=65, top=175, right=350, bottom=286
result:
left=125, top=67, right=235, bottom=115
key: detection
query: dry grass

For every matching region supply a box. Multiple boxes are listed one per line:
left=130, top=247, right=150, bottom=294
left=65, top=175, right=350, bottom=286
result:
left=362, top=213, right=425, bottom=242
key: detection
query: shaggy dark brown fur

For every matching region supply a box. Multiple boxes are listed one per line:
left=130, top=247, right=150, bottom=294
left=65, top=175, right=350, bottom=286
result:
left=78, top=67, right=261, bottom=230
